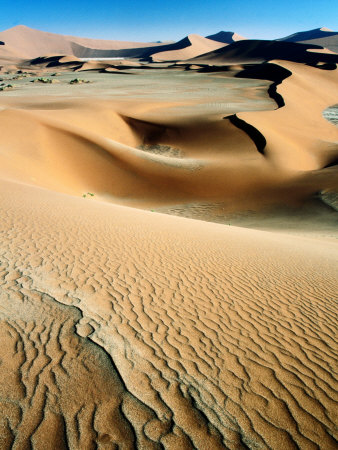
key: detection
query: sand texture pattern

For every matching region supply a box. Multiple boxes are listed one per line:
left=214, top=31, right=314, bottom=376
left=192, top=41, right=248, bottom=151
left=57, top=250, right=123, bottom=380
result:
left=0, top=179, right=337, bottom=449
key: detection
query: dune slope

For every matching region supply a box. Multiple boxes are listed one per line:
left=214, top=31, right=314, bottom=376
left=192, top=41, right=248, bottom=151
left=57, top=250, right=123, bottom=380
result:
left=277, top=27, right=337, bottom=43
left=206, top=31, right=246, bottom=44
left=0, top=178, right=337, bottom=448
left=0, top=25, right=167, bottom=59
left=190, top=39, right=338, bottom=65
left=151, top=35, right=226, bottom=61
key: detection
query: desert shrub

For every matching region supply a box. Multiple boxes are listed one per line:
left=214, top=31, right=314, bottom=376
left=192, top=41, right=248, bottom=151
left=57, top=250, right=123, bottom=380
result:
left=69, top=78, right=90, bottom=84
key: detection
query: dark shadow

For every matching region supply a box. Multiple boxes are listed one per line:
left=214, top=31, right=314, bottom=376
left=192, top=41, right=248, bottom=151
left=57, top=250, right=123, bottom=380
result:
left=120, top=115, right=170, bottom=144
left=224, top=114, right=266, bottom=155
left=196, top=65, right=234, bottom=73
left=235, top=63, right=292, bottom=83
left=235, top=63, right=292, bottom=109
left=323, top=159, right=338, bottom=168
left=306, top=62, right=337, bottom=70
left=70, top=35, right=196, bottom=61
left=192, top=40, right=338, bottom=65
left=206, top=31, right=238, bottom=44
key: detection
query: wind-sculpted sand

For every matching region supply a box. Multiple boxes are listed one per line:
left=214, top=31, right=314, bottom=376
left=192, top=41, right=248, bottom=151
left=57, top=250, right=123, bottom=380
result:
left=0, top=62, right=337, bottom=221
left=0, top=26, right=338, bottom=449
left=0, top=178, right=337, bottom=449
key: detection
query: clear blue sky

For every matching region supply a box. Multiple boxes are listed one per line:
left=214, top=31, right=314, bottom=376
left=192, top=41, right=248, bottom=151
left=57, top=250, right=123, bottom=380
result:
left=1, top=0, right=337, bottom=42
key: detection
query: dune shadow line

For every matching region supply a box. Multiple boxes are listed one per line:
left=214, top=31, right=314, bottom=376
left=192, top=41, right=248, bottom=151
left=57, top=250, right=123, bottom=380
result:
left=225, top=114, right=266, bottom=155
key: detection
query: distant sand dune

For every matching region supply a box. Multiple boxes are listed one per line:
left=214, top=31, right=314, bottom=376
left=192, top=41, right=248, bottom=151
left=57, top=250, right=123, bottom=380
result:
left=151, top=34, right=226, bottom=62
left=278, top=27, right=338, bottom=53
left=0, top=25, right=167, bottom=59
left=190, top=39, right=338, bottom=65
left=206, top=31, right=246, bottom=44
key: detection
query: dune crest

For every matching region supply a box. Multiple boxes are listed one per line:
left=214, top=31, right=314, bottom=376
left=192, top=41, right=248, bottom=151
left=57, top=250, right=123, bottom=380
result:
left=151, top=34, right=226, bottom=61
left=0, top=25, right=167, bottom=60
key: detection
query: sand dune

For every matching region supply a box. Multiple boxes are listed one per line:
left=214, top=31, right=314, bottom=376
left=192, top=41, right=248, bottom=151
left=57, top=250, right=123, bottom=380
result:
left=0, top=25, right=167, bottom=59
left=0, top=26, right=226, bottom=62
left=300, top=36, right=338, bottom=54
left=190, top=39, right=338, bottom=65
left=0, top=26, right=337, bottom=449
left=206, top=31, right=246, bottom=44
left=278, top=27, right=336, bottom=42
left=69, top=34, right=227, bottom=61
left=1, top=25, right=336, bottom=67
left=236, top=61, right=338, bottom=171
left=277, top=27, right=338, bottom=54
left=151, top=34, right=226, bottom=61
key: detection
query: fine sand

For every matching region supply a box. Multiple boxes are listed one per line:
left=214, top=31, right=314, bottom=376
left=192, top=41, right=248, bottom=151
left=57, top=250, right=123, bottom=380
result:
left=0, top=27, right=337, bottom=449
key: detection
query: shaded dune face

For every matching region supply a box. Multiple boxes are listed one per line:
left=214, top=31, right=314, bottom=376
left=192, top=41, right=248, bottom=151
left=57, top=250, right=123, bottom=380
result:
left=190, top=40, right=338, bottom=65
left=0, top=179, right=337, bottom=448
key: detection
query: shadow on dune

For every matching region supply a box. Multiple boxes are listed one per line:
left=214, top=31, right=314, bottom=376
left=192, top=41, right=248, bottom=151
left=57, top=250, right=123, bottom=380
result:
left=235, top=62, right=292, bottom=108
left=224, top=115, right=267, bottom=155
left=206, top=31, right=243, bottom=44
left=70, top=36, right=198, bottom=61
left=192, top=40, right=338, bottom=65
left=29, top=55, right=83, bottom=70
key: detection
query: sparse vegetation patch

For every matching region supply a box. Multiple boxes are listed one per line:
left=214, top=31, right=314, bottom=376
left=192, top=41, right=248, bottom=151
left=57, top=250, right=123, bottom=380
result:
left=70, top=78, right=91, bottom=84
left=30, top=77, right=59, bottom=84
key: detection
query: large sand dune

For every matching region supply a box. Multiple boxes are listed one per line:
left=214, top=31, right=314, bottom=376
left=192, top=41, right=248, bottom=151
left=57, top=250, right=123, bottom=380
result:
left=0, top=25, right=337, bottom=449
left=277, top=28, right=338, bottom=54
left=190, top=39, right=338, bottom=65
left=0, top=25, right=167, bottom=60
left=151, top=35, right=226, bottom=62
left=206, top=31, right=246, bottom=44
left=0, top=26, right=227, bottom=62
left=278, top=27, right=337, bottom=43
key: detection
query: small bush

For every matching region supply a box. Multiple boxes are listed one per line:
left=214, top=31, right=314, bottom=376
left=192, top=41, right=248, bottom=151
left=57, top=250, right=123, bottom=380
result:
left=69, top=78, right=90, bottom=85
left=82, top=192, right=95, bottom=198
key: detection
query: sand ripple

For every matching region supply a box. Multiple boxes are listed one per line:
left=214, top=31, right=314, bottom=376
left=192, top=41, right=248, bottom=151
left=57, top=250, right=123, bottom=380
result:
left=0, top=179, right=337, bottom=448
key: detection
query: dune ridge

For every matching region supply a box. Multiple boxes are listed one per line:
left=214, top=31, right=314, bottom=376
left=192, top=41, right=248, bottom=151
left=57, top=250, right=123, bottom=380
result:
left=277, top=27, right=338, bottom=52
left=278, top=27, right=337, bottom=42
left=189, top=39, right=338, bottom=65
left=206, top=31, right=246, bottom=44
left=0, top=26, right=228, bottom=63
left=0, top=25, right=167, bottom=59
left=151, top=34, right=226, bottom=62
